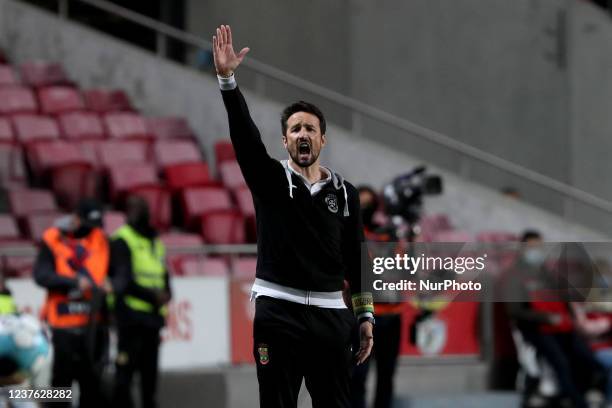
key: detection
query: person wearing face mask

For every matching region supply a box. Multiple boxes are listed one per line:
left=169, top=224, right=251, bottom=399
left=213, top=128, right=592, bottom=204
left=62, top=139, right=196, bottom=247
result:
left=505, top=230, right=605, bottom=408
left=109, top=195, right=171, bottom=408
left=34, top=198, right=112, bottom=408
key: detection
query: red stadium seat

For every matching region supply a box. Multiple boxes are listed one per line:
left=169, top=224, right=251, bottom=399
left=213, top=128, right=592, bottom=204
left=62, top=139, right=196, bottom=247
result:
left=219, top=160, right=246, bottom=191
left=230, top=256, right=257, bottom=279
left=179, top=257, right=229, bottom=277
left=0, top=145, right=27, bottom=188
left=24, top=212, right=67, bottom=240
left=103, top=211, right=125, bottom=235
left=76, top=141, right=102, bottom=167
left=107, top=163, right=158, bottom=201
left=12, top=115, right=60, bottom=144
left=0, top=65, right=18, bottom=87
left=129, top=187, right=171, bottom=231
left=19, top=62, right=72, bottom=88
left=146, top=117, right=194, bottom=140
left=0, top=50, right=7, bottom=64
left=0, top=118, right=15, bottom=144
left=234, top=186, right=255, bottom=217
left=104, top=112, right=151, bottom=140
left=153, top=140, right=202, bottom=168
left=234, top=186, right=256, bottom=242
left=83, top=89, right=133, bottom=113
left=158, top=233, right=204, bottom=275
left=38, top=86, right=84, bottom=115
left=0, top=215, right=21, bottom=241
left=98, top=140, right=149, bottom=167
left=59, top=112, right=105, bottom=140
left=0, top=87, right=37, bottom=115
left=1, top=245, right=37, bottom=278
left=214, top=140, right=236, bottom=166
left=164, top=162, right=213, bottom=191
left=27, top=140, right=90, bottom=173
left=200, top=210, right=245, bottom=244
left=26, top=141, right=94, bottom=203
left=160, top=232, right=204, bottom=248
left=180, top=186, right=233, bottom=229
left=8, top=189, right=58, bottom=218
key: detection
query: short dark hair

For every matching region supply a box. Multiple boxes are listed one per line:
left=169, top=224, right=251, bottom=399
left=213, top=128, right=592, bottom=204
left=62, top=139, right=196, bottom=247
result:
left=520, top=229, right=542, bottom=242
left=281, top=101, right=326, bottom=136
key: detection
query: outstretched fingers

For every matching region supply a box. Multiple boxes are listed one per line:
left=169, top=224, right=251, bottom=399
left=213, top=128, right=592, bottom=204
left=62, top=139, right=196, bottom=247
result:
left=227, top=25, right=233, bottom=46
left=237, top=47, right=250, bottom=60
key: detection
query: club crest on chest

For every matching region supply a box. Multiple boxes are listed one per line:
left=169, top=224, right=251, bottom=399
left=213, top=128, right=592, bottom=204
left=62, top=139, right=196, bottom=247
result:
left=325, top=193, right=338, bottom=214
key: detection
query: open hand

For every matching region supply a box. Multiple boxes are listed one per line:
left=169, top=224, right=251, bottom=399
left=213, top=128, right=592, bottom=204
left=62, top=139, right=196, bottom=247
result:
left=355, top=321, right=374, bottom=365
left=212, top=25, right=250, bottom=77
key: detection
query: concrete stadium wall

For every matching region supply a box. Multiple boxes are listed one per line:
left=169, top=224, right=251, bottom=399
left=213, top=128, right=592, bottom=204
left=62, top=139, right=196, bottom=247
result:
left=0, top=0, right=607, bottom=241
left=567, top=1, right=612, bottom=231
left=184, top=0, right=612, bottom=232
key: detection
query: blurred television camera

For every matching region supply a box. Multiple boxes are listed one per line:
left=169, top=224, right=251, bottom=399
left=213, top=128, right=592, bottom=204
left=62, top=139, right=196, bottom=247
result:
left=382, top=166, right=443, bottom=240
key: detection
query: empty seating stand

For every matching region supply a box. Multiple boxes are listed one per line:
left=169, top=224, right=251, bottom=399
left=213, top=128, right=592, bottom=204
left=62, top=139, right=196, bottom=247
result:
left=219, top=160, right=246, bottom=191
left=59, top=112, right=106, bottom=140
left=159, top=232, right=204, bottom=276
left=0, top=215, right=22, bottom=242
left=164, top=162, right=212, bottom=191
left=8, top=189, right=58, bottom=219
left=38, top=86, right=85, bottom=115
left=0, top=146, right=26, bottom=189
left=12, top=114, right=60, bottom=145
left=107, top=163, right=159, bottom=201
left=0, top=87, right=38, bottom=115
left=24, top=212, right=67, bottom=241
left=0, top=119, right=25, bottom=188
left=200, top=210, right=245, bottom=244
left=0, top=118, right=15, bottom=144
left=83, top=89, right=133, bottom=113
left=19, top=62, right=73, bottom=88
left=98, top=140, right=150, bottom=167
left=104, top=112, right=152, bottom=140
left=146, top=117, right=194, bottom=140
left=214, top=140, right=236, bottom=166
left=153, top=140, right=202, bottom=168
left=0, top=65, right=18, bottom=87
left=234, top=186, right=256, bottom=242
left=180, top=186, right=233, bottom=229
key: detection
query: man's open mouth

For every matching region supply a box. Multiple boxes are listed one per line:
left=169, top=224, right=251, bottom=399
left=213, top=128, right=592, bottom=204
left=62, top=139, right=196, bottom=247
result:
left=298, top=141, right=311, bottom=155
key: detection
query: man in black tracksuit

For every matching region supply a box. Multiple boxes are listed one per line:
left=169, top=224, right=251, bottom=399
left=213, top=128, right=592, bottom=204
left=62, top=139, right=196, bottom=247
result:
left=213, top=25, right=375, bottom=408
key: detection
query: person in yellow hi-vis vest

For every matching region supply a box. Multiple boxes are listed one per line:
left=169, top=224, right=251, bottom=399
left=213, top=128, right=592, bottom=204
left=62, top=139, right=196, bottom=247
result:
left=0, top=273, right=17, bottom=315
left=109, top=196, right=172, bottom=408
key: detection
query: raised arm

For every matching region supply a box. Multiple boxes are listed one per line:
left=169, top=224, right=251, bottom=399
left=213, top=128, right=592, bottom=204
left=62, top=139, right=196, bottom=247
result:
left=213, top=25, right=280, bottom=196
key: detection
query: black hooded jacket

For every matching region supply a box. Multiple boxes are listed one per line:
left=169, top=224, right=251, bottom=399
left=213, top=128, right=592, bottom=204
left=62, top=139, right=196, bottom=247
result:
left=221, top=86, right=366, bottom=295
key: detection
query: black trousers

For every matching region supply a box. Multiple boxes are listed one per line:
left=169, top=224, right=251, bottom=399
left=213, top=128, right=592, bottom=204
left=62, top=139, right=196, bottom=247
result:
left=254, top=296, right=356, bottom=408
left=521, top=329, right=605, bottom=408
left=48, top=327, right=107, bottom=408
left=350, top=314, right=401, bottom=408
left=113, top=325, right=161, bottom=408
